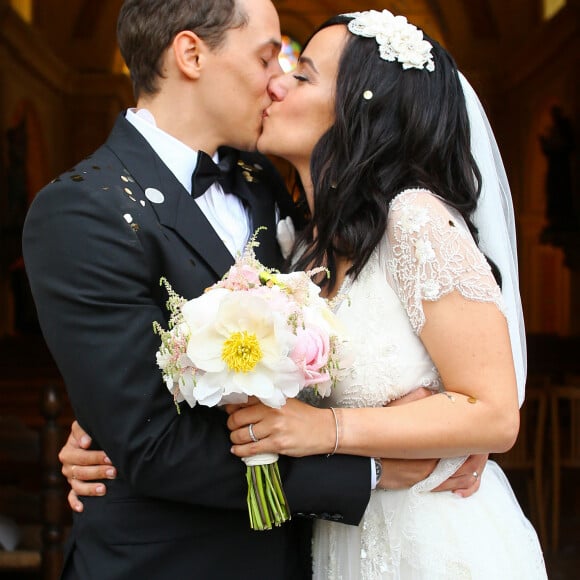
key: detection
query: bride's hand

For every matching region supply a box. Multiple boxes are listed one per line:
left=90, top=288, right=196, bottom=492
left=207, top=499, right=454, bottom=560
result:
left=227, top=398, right=336, bottom=457
left=223, top=395, right=261, bottom=415
left=59, top=421, right=117, bottom=512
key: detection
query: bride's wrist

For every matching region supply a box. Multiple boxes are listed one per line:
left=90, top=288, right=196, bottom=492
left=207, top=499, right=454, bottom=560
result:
left=326, top=407, right=340, bottom=457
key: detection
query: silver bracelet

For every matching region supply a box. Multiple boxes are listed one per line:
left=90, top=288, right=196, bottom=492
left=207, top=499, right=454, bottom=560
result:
left=327, top=407, right=339, bottom=457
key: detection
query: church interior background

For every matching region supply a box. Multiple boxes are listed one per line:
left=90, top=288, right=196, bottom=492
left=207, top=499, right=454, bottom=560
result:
left=0, top=0, right=578, bottom=578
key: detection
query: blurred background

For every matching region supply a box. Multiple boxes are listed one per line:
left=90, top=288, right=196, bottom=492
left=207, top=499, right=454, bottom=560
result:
left=0, top=1, right=578, bottom=578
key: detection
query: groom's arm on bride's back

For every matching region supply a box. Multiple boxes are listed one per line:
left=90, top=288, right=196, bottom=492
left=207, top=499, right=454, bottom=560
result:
left=61, top=417, right=373, bottom=524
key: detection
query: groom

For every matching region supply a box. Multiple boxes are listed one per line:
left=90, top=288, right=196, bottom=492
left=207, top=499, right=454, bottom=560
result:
left=22, top=1, right=375, bottom=578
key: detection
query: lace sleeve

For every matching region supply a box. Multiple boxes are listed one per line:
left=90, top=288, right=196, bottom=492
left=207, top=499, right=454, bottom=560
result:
left=385, top=188, right=504, bottom=335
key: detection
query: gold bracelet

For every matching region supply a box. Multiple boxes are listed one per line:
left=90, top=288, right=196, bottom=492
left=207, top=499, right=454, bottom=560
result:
left=327, top=407, right=340, bottom=457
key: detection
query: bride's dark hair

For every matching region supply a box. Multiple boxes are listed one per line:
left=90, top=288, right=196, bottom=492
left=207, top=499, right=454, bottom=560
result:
left=292, top=15, right=488, bottom=291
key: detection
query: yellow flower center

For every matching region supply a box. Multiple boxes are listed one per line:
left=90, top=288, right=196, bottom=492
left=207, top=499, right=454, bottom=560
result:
left=222, top=331, right=263, bottom=373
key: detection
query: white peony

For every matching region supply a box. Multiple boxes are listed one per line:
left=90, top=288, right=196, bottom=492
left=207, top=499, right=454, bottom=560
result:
left=185, top=292, right=304, bottom=408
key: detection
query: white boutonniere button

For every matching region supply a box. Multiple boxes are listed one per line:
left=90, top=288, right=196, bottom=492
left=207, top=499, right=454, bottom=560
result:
left=276, top=216, right=295, bottom=259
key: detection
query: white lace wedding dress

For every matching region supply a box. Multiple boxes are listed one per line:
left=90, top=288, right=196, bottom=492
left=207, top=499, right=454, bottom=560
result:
left=311, top=189, right=547, bottom=579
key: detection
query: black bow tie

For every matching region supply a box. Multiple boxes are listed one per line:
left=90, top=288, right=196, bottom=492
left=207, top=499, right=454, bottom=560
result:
left=191, top=150, right=237, bottom=199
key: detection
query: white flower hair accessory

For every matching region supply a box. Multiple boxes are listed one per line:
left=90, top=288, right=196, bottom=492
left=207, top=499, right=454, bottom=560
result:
left=343, top=10, right=435, bottom=72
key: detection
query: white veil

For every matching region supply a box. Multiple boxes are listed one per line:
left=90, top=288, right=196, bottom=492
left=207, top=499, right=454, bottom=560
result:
left=459, top=73, right=527, bottom=406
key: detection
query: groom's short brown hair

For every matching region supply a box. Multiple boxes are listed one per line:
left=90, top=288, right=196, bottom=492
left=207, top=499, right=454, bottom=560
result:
left=117, top=0, right=249, bottom=98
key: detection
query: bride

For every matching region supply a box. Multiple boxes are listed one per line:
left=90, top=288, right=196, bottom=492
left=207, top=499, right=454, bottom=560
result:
left=227, top=10, right=547, bottom=579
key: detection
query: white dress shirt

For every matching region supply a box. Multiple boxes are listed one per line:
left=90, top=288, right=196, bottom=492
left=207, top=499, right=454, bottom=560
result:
left=125, top=108, right=250, bottom=257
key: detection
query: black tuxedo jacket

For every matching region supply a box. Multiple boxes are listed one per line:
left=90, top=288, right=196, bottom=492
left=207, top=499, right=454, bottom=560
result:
left=23, top=114, right=371, bottom=579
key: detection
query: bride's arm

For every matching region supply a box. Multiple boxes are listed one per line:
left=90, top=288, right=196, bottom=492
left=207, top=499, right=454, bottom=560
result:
left=228, top=191, right=520, bottom=460
left=327, top=292, right=518, bottom=458
left=227, top=293, right=518, bottom=459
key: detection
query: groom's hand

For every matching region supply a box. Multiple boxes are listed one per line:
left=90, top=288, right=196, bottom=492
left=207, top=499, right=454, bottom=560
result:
left=431, top=453, right=487, bottom=497
left=376, top=454, right=486, bottom=496
left=377, top=458, right=439, bottom=489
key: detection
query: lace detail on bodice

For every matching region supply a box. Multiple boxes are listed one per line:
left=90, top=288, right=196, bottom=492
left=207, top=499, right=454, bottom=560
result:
left=331, top=256, right=407, bottom=408
left=386, top=188, right=504, bottom=335
left=327, top=189, right=507, bottom=409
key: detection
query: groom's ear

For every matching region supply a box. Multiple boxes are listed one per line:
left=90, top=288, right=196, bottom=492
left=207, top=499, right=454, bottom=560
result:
left=172, top=30, right=206, bottom=80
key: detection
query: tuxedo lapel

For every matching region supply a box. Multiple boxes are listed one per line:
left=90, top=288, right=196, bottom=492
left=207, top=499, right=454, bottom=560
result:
left=105, top=115, right=235, bottom=277
left=235, top=173, right=280, bottom=266
left=220, top=147, right=281, bottom=267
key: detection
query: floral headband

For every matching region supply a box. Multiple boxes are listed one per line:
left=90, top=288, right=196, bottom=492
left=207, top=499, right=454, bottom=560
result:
left=342, top=10, right=435, bottom=72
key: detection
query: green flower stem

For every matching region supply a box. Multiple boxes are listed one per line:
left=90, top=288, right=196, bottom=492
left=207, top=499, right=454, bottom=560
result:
left=248, top=466, right=268, bottom=529
left=246, top=462, right=291, bottom=531
left=270, top=463, right=290, bottom=518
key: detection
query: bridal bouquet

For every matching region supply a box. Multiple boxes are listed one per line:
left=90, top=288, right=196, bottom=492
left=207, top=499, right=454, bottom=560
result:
left=153, top=228, right=348, bottom=531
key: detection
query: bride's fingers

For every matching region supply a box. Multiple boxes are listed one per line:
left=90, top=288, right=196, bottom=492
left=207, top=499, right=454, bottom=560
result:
left=229, top=421, right=268, bottom=445
left=226, top=407, right=268, bottom=432
left=70, top=478, right=108, bottom=497
left=223, top=396, right=262, bottom=415
left=68, top=490, right=84, bottom=512
left=61, top=451, right=112, bottom=480
left=66, top=464, right=117, bottom=483
left=71, top=420, right=92, bottom=448
left=230, top=438, right=270, bottom=458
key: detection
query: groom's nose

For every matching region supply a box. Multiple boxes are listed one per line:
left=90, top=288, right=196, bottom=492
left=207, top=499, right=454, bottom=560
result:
left=267, top=74, right=288, bottom=102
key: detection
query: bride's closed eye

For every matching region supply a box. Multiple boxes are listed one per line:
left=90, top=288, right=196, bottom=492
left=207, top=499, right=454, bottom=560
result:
left=293, top=74, right=309, bottom=83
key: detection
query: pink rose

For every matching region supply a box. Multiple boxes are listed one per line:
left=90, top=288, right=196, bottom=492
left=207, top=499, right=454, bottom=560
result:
left=291, top=325, right=331, bottom=387
left=218, top=264, right=261, bottom=290
left=249, top=285, right=296, bottom=317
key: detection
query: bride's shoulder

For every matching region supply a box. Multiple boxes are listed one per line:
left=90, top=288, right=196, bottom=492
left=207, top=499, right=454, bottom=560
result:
left=389, top=187, right=450, bottom=215
left=387, top=188, right=457, bottom=234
